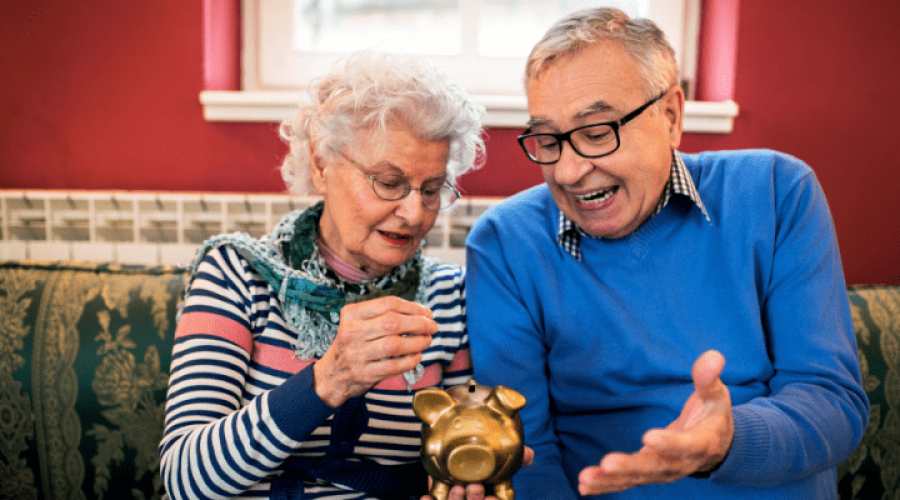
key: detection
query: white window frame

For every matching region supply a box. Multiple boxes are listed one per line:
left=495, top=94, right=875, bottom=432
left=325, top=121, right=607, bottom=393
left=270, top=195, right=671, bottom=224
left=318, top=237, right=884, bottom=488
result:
left=200, top=0, right=738, bottom=132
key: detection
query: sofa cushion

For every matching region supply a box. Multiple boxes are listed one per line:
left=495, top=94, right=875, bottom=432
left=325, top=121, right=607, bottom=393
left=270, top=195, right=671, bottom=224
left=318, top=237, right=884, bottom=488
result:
left=838, top=285, right=900, bottom=500
left=0, top=261, right=186, bottom=500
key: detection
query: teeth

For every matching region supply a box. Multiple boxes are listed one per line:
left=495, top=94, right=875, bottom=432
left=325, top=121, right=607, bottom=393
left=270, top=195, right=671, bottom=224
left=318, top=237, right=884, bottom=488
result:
left=381, top=231, right=410, bottom=240
left=576, top=187, right=617, bottom=203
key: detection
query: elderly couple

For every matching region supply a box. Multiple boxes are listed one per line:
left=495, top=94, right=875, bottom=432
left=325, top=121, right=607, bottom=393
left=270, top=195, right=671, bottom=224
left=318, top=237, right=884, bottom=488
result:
left=159, top=8, right=867, bottom=500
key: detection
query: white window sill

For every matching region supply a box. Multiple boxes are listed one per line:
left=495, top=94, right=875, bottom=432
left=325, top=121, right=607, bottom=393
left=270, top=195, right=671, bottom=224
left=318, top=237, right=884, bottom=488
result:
left=199, top=90, right=738, bottom=133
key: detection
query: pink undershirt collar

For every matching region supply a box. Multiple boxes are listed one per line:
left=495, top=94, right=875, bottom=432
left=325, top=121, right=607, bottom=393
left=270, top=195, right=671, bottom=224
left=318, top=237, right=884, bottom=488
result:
left=317, top=239, right=376, bottom=282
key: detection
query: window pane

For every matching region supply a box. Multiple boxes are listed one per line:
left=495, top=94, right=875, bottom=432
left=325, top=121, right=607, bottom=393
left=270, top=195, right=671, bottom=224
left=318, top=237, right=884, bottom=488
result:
left=252, top=0, right=699, bottom=116
left=478, top=0, right=648, bottom=57
left=292, top=0, right=461, bottom=55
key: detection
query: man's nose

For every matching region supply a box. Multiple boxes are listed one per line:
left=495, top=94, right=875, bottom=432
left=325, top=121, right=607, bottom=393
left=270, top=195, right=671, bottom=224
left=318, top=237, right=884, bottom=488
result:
left=552, top=141, right=594, bottom=186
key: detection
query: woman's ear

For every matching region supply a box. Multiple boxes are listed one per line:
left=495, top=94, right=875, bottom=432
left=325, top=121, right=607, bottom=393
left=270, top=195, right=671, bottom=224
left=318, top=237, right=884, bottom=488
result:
left=309, top=144, right=328, bottom=196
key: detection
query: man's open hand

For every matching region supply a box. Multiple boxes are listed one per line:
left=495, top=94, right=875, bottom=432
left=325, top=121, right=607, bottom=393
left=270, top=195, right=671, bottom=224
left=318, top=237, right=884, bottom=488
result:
left=577, top=350, right=734, bottom=495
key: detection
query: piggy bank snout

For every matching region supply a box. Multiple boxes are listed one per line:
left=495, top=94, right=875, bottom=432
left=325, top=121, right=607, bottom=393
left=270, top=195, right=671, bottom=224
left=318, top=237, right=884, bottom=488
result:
left=447, top=443, right=497, bottom=482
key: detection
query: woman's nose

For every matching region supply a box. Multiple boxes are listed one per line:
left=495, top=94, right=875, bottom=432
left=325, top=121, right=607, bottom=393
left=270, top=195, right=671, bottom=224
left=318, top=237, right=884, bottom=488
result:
left=394, top=189, right=427, bottom=226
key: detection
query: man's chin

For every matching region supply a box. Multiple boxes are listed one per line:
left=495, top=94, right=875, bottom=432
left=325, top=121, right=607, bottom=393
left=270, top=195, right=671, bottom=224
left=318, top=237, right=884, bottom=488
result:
left=581, top=219, right=637, bottom=239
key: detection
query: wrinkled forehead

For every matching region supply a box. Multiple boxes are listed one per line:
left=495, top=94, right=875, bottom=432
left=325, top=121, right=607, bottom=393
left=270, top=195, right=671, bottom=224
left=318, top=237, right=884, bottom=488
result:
left=525, top=42, right=646, bottom=124
left=331, top=124, right=407, bottom=166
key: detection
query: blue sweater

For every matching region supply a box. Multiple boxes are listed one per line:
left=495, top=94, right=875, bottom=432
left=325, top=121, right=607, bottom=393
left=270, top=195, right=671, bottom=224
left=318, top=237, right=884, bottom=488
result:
left=466, top=150, right=868, bottom=499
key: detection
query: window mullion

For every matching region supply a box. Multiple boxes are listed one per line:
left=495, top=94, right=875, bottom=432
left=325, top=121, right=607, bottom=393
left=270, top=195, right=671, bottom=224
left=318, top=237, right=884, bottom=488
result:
left=459, top=0, right=479, bottom=59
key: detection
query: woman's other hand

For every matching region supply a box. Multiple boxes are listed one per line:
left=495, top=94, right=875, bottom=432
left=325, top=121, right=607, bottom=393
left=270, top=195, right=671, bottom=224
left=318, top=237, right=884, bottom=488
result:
left=314, top=296, right=437, bottom=407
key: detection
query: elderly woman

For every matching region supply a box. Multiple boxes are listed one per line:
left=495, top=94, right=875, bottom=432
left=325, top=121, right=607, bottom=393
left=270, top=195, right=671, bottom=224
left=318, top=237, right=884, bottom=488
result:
left=159, top=51, right=487, bottom=500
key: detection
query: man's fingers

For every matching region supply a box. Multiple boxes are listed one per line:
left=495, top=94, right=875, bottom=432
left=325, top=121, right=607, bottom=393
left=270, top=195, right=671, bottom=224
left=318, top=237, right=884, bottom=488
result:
left=580, top=448, right=691, bottom=495
left=579, top=461, right=645, bottom=495
left=576, top=353, right=735, bottom=496
left=522, top=446, right=535, bottom=467
left=642, top=427, right=715, bottom=459
left=692, top=350, right=726, bottom=395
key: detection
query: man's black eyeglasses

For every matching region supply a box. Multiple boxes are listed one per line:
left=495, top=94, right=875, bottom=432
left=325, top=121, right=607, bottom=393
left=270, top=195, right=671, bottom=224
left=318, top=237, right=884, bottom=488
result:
left=517, top=92, right=666, bottom=165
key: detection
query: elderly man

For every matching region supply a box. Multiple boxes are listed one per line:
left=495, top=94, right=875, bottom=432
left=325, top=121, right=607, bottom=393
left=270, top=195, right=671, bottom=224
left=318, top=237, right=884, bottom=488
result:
left=466, top=8, right=867, bottom=499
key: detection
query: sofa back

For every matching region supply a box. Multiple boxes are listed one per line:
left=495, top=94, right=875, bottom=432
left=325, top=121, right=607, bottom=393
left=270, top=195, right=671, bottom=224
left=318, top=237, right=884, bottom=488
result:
left=1, top=261, right=186, bottom=500
left=838, top=284, right=900, bottom=499
left=0, top=260, right=896, bottom=499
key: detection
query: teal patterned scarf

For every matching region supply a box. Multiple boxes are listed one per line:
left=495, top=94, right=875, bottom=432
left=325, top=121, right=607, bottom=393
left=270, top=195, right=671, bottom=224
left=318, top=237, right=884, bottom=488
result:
left=185, top=201, right=432, bottom=387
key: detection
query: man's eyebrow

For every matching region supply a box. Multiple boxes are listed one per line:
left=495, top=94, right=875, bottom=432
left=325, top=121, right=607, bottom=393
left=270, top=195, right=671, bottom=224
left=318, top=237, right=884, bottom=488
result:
left=576, top=100, right=616, bottom=119
left=525, top=117, right=552, bottom=129
left=526, top=100, right=617, bottom=129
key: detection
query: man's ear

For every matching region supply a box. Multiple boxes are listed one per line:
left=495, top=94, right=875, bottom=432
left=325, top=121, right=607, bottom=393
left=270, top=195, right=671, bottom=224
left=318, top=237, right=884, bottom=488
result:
left=310, top=144, right=328, bottom=196
left=662, top=86, right=685, bottom=150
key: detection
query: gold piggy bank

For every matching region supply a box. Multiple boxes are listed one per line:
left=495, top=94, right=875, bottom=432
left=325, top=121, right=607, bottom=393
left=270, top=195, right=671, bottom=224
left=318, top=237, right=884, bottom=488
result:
left=413, top=380, right=526, bottom=500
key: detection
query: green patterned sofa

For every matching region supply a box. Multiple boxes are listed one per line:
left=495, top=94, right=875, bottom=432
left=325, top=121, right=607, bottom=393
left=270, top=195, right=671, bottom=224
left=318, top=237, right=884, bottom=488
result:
left=1, top=261, right=186, bottom=500
left=839, top=285, right=900, bottom=499
left=0, top=260, right=897, bottom=500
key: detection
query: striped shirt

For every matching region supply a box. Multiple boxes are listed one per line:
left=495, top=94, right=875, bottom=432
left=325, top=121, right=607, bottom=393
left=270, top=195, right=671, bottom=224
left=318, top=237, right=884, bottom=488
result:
left=160, top=246, right=472, bottom=500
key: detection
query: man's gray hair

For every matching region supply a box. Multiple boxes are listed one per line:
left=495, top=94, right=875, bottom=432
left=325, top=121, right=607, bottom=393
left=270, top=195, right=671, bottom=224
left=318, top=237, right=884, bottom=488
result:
left=279, top=50, right=486, bottom=196
left=525, top=8, right=678, bottom=99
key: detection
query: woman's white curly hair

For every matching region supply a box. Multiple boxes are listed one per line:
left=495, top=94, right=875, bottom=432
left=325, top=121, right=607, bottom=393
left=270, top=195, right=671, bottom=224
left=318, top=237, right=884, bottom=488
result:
left=278, top=51, right=487, bottom=196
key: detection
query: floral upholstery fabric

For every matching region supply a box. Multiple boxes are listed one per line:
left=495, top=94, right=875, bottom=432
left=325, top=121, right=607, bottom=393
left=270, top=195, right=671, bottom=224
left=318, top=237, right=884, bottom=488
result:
left=0, top=261, right=186, bottom=500
left=0, top=260, right=897, bottom=500
left=839, top=285, right=900, bottom=500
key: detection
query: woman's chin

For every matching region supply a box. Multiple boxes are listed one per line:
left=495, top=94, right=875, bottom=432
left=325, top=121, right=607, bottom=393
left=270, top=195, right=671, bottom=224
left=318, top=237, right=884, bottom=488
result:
left=365, top=249, right=418, bottom=276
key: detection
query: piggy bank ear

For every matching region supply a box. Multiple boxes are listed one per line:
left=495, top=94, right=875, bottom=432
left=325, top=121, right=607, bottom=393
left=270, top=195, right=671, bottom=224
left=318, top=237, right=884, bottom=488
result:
left=413, top=388, right=456, bottom=426
left=486, top=386, right=527, bottom=416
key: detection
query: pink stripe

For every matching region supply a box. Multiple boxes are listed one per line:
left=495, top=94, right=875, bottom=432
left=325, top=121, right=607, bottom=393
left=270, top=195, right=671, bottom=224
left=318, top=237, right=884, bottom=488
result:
left=252, top=343, right=315, bottom=374
left=448, top=349, right=472, bottom=372
left=176, top=312, right=253, bottom=353
left=374, top=364, right=443, bottom=391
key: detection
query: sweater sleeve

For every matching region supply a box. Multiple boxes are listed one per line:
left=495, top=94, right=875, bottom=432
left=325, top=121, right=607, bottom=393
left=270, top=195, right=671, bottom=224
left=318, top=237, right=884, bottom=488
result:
left=466, top=215, right=579, bottom=500
left=159, top=247, right=334, bottom=500
left=708, top=155, right=869, bottom=486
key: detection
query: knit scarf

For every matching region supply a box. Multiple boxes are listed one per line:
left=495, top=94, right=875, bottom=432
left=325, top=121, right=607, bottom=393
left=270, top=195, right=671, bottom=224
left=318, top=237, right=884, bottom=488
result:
left=185, top=201, right=431, bottom=387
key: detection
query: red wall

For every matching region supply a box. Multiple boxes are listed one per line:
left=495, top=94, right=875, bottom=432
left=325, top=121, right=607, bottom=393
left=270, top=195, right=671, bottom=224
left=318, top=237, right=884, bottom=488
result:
left=1, top=1, right=898, bottom=285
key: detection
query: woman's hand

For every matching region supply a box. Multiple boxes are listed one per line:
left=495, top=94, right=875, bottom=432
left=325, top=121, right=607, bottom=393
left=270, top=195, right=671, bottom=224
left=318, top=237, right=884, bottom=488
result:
left=313, top=296, right=438, bottom=408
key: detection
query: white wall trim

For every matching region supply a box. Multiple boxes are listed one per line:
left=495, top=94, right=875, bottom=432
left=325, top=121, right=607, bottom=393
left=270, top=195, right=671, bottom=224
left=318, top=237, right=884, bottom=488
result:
left=0, top=190, right=500, bottom=266
left=200, top=90, right=739, bottom=133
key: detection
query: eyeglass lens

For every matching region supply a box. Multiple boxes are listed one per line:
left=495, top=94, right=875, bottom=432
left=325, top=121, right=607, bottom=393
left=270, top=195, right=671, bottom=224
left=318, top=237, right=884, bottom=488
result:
left=370, top=174, right=458, bottom=210
left=520, top=123, right=618, bottom=164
